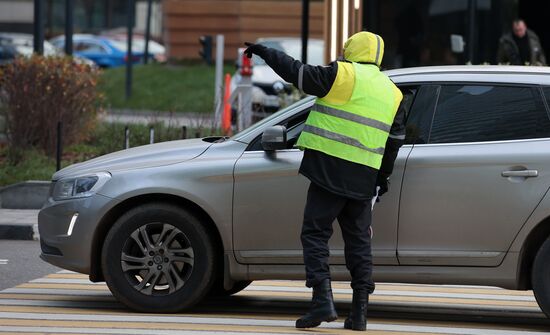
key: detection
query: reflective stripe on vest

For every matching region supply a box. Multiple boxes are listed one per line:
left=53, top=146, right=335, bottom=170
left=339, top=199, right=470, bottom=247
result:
left=303, top=125, right=385, bottom=155
left=296, top=62, right=401, bottom=169
left=313, top=103, right=391, bottom=133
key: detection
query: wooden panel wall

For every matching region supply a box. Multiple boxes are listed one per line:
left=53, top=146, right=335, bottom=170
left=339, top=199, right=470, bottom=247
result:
left=163, top=0, right=325, bottom=60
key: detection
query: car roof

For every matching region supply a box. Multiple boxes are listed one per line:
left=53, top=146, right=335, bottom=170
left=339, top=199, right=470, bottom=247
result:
left=0, top=33, right=33, bottom=40
left=50, top=34, right=102, bottom=42
left=385, top=65, right=550, bottom=85
left=386, top=65, right=550, bottom=77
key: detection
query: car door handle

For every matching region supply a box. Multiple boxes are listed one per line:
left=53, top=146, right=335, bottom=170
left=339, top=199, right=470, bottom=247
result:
left=501, top=170, right=538, bottom=178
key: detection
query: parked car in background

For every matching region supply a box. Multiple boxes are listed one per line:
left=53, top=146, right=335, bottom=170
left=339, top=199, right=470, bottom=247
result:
left=0, top=33, right=95, bottom=67
left=0, top=32, right=59, bottom=57
left=103, top=33, right=166, bottom=63
left=232, top=37, right=324, bottom=115
left=0, top=38, right=17, bottom=66
left=38, top=65, right=550, bottom=318
left=50, top=34, right=145, bottom=68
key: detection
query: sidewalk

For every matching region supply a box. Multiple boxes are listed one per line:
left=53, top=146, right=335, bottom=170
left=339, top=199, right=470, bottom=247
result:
left=0, top=209, right=39, bottom=240
left=101, top=109, right=215, bottom=127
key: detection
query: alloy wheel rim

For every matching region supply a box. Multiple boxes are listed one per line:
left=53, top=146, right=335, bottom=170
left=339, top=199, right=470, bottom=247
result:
left=121, top=222, right=194, bottom=296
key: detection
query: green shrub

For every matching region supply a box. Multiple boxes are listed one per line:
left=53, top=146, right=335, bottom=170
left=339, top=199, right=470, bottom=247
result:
left=0, top=147, right=56, bottom=185
left=0, top=55, right=102, bottom=160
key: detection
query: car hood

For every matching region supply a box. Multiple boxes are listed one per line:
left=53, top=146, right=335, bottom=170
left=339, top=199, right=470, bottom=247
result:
left=53, top=138, right=212, bottom=180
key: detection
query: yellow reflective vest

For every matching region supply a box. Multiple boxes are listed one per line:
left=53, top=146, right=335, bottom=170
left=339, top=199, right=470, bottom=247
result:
left=296, top=61, right=403, bottom=170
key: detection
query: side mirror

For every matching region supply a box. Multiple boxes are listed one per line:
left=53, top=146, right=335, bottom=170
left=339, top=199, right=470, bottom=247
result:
left=261, top=125, right=287, bottom=151
left=450, top=34, right=465, bottom=53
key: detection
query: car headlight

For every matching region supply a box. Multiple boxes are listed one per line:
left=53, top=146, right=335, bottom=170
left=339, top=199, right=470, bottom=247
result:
left=273, top=81, right=285, bottom=93
left=52, top=172, right=111, bottom=200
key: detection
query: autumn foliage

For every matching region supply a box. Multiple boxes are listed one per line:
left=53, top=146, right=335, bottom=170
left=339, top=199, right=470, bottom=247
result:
left=0, top=56, right=102, bottom=158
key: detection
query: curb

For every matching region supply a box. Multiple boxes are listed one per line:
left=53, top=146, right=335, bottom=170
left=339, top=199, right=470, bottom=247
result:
left=0, top=181, right=50, bottom=209
left=0, top=223, right=39, bottom=241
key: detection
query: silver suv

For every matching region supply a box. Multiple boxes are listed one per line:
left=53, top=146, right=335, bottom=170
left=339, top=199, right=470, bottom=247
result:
left=39, top=66, right=550, bottom=317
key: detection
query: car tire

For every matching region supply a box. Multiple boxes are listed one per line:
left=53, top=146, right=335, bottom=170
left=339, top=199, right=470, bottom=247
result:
left=102, top=203, right=216, bottom=313
left=532, top=236, right=550, bottom=318
left=210, top=280, right=252, bottom=297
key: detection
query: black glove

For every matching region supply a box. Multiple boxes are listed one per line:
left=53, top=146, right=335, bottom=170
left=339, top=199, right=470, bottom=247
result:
left=244, top=42, right=266, bottom=59
left=376, top=176, right=389, bottom=197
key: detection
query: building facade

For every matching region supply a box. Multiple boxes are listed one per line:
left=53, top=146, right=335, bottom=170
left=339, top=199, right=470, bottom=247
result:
left=1, top=0, right=547, bottom=68
left=162, top=0, right=324, bottom=60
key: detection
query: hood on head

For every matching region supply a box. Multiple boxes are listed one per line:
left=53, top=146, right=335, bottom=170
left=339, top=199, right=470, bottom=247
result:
left=343, top=31, right=384, bottom=67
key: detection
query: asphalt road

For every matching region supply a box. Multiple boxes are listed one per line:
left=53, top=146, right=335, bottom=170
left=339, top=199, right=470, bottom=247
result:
left=1, top=240, right=550, bottom=334
left=0, top=240, right=59, bottom=290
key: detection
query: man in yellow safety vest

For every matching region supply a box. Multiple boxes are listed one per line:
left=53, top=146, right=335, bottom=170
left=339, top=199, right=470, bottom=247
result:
left=245, top=31, right=405, bottom=331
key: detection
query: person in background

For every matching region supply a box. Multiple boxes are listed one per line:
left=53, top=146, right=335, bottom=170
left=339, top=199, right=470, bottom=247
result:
left=244, top=31, right=404, bottom=331
left=497, top=19, right=546, bottom=66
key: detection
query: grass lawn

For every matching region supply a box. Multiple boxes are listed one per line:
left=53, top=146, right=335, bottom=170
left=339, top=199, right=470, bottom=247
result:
left=100, top=62, right=234, bottom=113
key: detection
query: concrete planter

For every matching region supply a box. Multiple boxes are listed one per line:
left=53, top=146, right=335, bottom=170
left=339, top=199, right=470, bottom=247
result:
left=0, top=181, right=51, bottom=209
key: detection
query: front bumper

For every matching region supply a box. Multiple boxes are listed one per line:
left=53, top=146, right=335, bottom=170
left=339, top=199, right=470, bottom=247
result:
left=38, top=193, right=118, bottom=274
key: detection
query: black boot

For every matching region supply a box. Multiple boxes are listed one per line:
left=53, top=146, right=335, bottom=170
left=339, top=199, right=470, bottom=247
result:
left=344, top=290, right=369, bottom=331
left=295, top=278, right=338, bottom=328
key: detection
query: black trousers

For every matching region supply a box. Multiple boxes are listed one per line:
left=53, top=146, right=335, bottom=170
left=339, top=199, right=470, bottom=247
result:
left=301, top=182, right=375, bottom=293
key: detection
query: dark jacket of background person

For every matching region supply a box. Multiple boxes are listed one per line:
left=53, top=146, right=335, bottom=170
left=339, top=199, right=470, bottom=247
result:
left=497, top=29, right=547, bottom=66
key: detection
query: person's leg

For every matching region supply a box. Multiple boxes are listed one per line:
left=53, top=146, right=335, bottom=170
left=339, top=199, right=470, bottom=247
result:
left=296, top=182, right=345, bottom=329
left=301, top=182, right=345, bottom=288
left=337, top=198, right=374, bottom=331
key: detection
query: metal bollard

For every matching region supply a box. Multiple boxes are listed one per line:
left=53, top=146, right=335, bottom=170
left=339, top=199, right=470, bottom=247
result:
left=56, top=121, right=63, bottom=171
left=124, top=126, right=130, bottom=149
left=182, top=126, right=187, bottom=139
left=149, top=126, right=154, bottom=144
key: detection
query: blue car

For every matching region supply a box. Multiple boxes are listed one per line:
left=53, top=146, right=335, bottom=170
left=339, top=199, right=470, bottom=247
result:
left=50, top=34, right=145, bottom=68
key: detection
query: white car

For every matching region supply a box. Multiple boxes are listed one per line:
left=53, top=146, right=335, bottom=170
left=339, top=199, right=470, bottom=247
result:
left=0, top=32, right=96, bottom=67
left=0, top=32, right=58, bottom=57
left=232, top=38, right=325, bottom=114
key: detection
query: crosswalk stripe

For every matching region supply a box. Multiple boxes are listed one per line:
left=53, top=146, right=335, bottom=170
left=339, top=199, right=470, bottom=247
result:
left=39, top=275, right=517, bottom=292
left=0, top=293, right=116, bottom=301
left=43, top=272, right=515, bottom=291
left=0, top=326, right=295, bottom=335
left=17, top=283, right=109, bottom=290
left=28, top=278, right=537, bottom=302
left=1, top=270, right=547, bottom=334
left=1, top=288, right=113, bottom=296
left=0, top=304, right=543, bottom=332
left=1, top=287, right=542, bottom=308
left=235, top=290, right=541, bottom=307
left=0, top=312, right=546, bottom=335
left=0, top=299, right=123, bottom=309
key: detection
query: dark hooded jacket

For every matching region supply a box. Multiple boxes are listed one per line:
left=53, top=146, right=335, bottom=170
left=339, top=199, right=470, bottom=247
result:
left=497, top=29, right=546, bottom=66
left=250, top=44, right=405, bottom=200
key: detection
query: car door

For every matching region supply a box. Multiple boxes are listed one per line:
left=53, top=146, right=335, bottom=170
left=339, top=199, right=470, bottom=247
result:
left=398, top=83, right=550, bottom=266
left=232, top=88, right=417, bottom=266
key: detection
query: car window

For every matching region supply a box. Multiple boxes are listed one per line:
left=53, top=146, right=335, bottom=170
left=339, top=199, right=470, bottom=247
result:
left=0, top=45, right=16, bottom=60
left=540, top=87, right=550, bottom=115
left=246, top=107, right=311, bottom=151
left=75, top=41, right=107, bottom=54
left=429, top=85, right=550, bottom=144
left=405, top=85, right=439, bottom=145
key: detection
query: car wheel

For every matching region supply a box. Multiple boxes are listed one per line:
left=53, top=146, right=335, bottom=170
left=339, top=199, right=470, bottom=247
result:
left=101, top=203, right=216, bottom=313
left=210, top=280, right=252, bottom=297
left=532, top=236, right=550, bottom=318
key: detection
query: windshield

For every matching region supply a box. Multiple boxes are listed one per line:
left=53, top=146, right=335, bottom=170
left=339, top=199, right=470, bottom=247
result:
left=230, top=96, right=315, bottom=141
left=109, top=39, right=128, bottom=52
